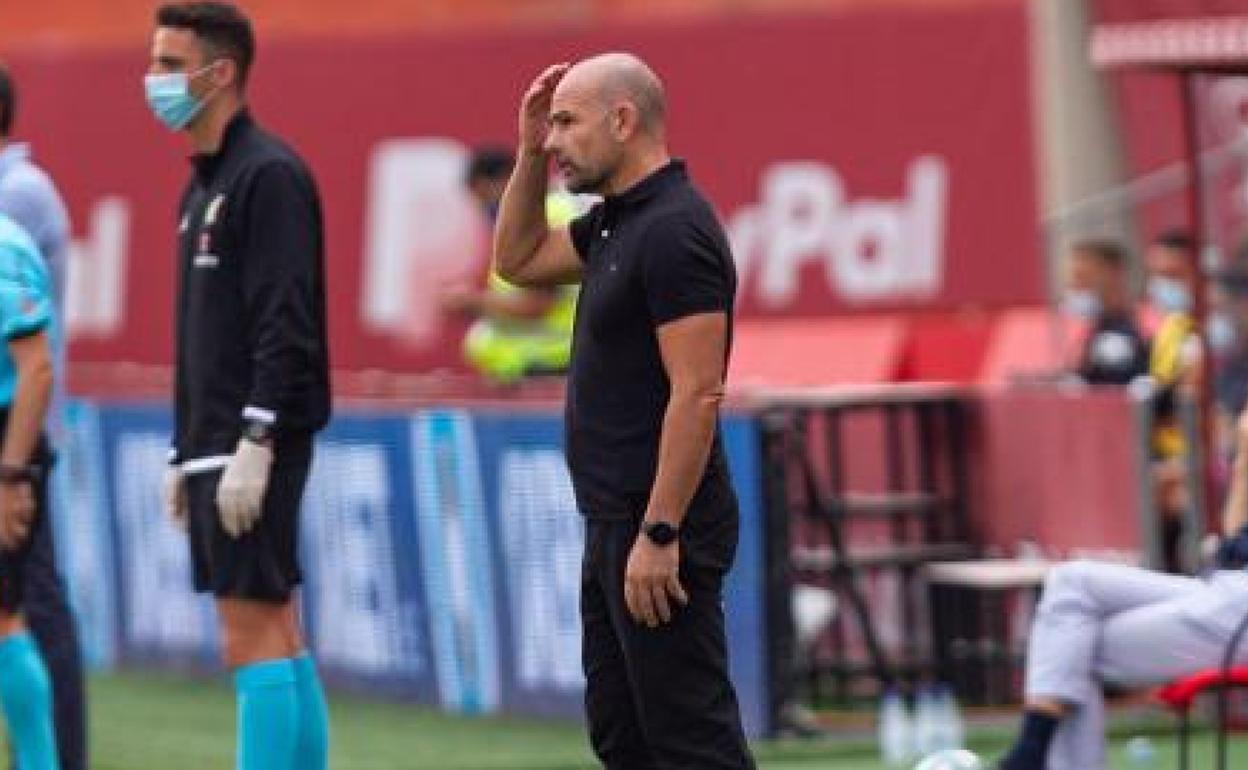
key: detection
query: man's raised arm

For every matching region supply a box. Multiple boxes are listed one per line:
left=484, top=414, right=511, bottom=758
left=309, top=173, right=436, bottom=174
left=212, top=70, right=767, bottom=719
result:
left=493, top=64, right=582, bottom=287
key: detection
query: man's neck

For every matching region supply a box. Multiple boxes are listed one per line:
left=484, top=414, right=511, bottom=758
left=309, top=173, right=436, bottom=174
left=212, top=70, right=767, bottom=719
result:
left=187, top=98, right=243, bottom=155
left=0, top=137, right=8, bottom=154
left=604, top=145, right=671, bottom=197
left=1102, top=297, right=1130, bottom=318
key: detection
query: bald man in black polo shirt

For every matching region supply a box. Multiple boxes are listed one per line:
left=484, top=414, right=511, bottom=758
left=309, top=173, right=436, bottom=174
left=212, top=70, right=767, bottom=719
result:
left=494, top=54, right=756, bottom=770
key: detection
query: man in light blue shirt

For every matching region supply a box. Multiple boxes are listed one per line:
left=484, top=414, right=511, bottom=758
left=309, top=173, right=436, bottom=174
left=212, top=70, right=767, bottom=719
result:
left=0, top=212, right=61, bottom=770
left=0, top=109, right=67, bottom=311
left=0, top=64, right=83, bottom=770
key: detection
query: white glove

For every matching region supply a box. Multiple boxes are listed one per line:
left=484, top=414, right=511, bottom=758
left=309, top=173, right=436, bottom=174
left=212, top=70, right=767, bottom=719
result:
left=163, top=465, right=188, bottom=531
left=215, top=439, right=274, bottom=538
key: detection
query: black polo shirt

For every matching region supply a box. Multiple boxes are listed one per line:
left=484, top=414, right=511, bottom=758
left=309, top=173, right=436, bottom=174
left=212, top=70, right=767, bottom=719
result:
left=1076, top=312, right=1148, bottom=386
left=173, top=110, right=331, bottom=464
left=566, top=160, right=736, bottom=519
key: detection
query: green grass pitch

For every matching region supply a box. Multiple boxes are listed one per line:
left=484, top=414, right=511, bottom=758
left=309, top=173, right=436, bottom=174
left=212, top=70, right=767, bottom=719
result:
left=28, top=671, right=1246, bottom=769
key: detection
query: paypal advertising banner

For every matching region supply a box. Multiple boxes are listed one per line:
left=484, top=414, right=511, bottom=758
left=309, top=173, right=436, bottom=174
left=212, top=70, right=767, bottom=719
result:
left=56, top=402, right=118, bottom=668
left=301, top=415, right=439, bottom=700
left=95, top=405, right=221, bottom=665
left=60, top=403, right=771, bottom=736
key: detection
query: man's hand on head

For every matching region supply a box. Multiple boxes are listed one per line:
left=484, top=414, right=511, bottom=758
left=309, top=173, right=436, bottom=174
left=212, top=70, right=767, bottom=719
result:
left=518, top=63, right=569, bottom=156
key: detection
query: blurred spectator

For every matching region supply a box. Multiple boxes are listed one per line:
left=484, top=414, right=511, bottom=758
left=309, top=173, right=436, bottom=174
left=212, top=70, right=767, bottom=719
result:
left=439, top=146, right=578, bottom=383
left=1144, top=229, right=1202, bottom=572
left=1061, top=240, right=1148, bottom=385
left=1145, top=229, right=1202, bottom=411
left=1209, top=270, right=1248, bottom=460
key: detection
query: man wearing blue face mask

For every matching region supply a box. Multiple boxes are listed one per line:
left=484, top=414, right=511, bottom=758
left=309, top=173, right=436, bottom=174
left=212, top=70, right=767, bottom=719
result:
left=1062, top=240, right=1148, bottom=386
left=1145, top=229, right=1203, bottom=571
left=146, top=4, right=332, bottom=770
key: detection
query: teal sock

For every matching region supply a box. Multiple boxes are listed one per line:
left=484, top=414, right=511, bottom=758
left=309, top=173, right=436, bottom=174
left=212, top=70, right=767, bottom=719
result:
left=235, top=658, right=297, bottom=770
left=292, top=652, right=330, bottom=770
left=0, top=632, right=59, bottom=770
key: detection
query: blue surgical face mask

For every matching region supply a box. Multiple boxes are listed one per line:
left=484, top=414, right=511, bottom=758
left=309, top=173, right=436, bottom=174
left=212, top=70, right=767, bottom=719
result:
left=143, top=63, right=221, bottom=131
left=1208, top=312, right=1238, bottom=352
left=1148, top=276, right=1192, bottom=314
left=1062, top=289, right=1102, bottom=320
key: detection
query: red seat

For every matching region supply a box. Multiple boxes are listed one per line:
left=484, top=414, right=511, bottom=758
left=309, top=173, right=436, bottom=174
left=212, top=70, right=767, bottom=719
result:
left=728, top=317, right=906, bottom=388
left=1157, top=667, right=1248, bottom=711
left=1155, top=665, right=1248, bottom=770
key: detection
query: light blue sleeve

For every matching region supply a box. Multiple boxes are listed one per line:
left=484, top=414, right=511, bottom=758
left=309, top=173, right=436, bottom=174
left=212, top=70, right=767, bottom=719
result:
left=0, top=169, right=61, bottom=250
left=0, top=234, right=51, bottom=341
left=0, top=169, right=69, bottom=279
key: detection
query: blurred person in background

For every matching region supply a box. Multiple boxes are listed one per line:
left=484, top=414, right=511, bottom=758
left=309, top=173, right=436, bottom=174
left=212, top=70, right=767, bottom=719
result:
left=495, top=54, right=757, bottom=769
left=1061, top=239, right=1148, bottom=386
left=0, top=63, right=85, bottom=770
left=1144, top=229, right=1202, bottom=572
left=995, top=402, right=1248, bottom=770
left=1209, top=270, right=1248, bottom=457
left=0, top=212, right=62, bottom=770
left=147, top=5, right=331, bottom=770
left=439, top=146, right=578, bottom=384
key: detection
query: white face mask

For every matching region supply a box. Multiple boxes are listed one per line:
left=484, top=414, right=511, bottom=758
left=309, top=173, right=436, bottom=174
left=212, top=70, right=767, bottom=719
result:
left=1061, top=289, right=1102, bottom=320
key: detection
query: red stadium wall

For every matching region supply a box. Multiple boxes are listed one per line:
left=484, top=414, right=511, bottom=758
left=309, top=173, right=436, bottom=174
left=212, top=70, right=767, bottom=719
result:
left=3, top=3, right=1040, bottom=389
left=967, top=386, right=1151, bottom=560
left=0, top=0, right=1026, bottom=49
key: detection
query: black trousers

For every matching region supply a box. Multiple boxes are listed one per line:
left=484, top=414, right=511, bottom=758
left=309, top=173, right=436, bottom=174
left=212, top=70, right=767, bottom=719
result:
left=22, top=469, right=87, bottom=770
left=581, top=501, right=756, bottom=770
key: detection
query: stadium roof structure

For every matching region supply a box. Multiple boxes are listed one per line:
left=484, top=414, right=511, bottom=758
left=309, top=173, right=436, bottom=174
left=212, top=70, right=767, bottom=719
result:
left=1092, top=15, right=1248, bottom=72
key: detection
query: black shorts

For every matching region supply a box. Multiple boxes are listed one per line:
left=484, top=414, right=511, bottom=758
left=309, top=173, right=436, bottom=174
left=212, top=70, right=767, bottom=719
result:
left=186, top=434, right=313, bottom=602
left=0, top=444, right=51, bottom=614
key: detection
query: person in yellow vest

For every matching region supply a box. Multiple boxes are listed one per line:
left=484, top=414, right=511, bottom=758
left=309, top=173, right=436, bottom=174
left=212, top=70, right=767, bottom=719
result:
left=440, top=147, right=578, bottom=383
left=1144, top=230, right=1203, bottom=571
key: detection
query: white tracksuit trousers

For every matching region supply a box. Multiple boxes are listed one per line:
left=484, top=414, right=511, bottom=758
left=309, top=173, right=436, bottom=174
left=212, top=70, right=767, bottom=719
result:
left=1024, top=560, right=1248, bottom=769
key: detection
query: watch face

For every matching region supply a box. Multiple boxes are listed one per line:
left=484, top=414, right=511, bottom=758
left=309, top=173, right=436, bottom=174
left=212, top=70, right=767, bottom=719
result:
left=645, top=522, right=678, bottom=545
left=244, top=421, right=273, bottom=444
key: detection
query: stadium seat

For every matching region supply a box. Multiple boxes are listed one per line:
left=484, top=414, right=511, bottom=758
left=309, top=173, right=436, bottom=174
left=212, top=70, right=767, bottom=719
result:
left=1155, top=666, right=1248, bottom=770
left=728, top=316, right=906, bottom=388
left=898, top=310, right=997, bottom=382
left=977, top=306, right=1078, bottom=384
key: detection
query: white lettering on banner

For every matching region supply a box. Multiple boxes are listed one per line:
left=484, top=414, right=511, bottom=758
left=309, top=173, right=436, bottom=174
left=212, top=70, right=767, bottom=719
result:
left=499, top=449, right=584, bottom=692
left=66, top=197, right=129, bottom=337
left=58, top=404, right=117, bottom=666
left=113, top=433, right=215, bottom=651
left=728, top=156, right=948, bottom=307
left=302, top=443, right=415, bottom=674
left=360, top=139, right=484, bottom=347
left=411, top=411, right=502, bottom=713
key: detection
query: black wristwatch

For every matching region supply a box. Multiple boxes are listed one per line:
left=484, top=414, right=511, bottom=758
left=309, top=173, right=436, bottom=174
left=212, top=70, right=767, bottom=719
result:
left=0, top=464, right=36, bottom=485
left=241, top=419, right=275, bottom=447
left=642, top=520, right=680, bottom=547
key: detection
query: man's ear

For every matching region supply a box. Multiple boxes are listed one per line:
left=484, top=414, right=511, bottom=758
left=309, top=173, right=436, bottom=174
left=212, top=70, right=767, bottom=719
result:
left=212, top=58, right=239, bottom=91
left=611, top=102, right=640, bottom=142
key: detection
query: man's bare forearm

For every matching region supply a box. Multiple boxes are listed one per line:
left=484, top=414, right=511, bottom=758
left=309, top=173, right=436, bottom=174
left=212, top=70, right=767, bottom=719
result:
left=1225, top=439, right=1248, bottom=535
left=2, top=359, right=50, bottom=469
left=645, top=389, right=722, bottom=525
left=493, top=151, right=551, bottom=284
